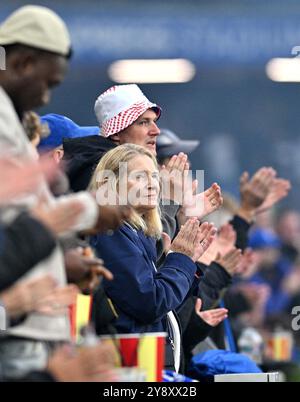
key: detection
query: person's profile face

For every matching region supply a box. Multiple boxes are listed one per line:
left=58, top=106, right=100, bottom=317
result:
left=17, top=53, right=68, bottom=112
left=118, top=109, right=160, bottom=155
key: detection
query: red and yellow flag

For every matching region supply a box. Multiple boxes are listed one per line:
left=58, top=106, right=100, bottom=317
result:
left=69, top=294, right=92, bottom=342
left=102, top=333, right=166, bottom=382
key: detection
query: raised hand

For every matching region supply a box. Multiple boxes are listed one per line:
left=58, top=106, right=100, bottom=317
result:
left=215, top=248, right=243, bottom=276
left=198, top=223, right=236, bottom=265
left=193, top=222, right=218, bottom=261
left=160, top=152, right=189, bottom=204
left=183, top=182, right=223, bottom=220
left=217, top=223, right=237, bottom=254
left=234, top=248, right=256, bottom=277
left=170, top=218, right=217, bottom=262
left=161, top=232, right=172, bottom=254
left=238, top=167, right=277, bottom=222
left=195, top=298, right=228, bottom=327
left=256, top=178, right=291, bottom=215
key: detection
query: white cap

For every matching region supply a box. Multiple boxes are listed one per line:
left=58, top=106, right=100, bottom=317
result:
left=0, top=5, right=71, bottom=57
left=94, top=84, right=161, bottom=138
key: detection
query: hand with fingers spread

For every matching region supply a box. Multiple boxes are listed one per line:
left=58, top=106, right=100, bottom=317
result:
left=65, top=247, right=113, bottom=294
left=170, top=218, right=217, bottom=262
left=183, top=182, right=223, bottom=220
left=193, top=221, right=218, bottom=261
left=160, top=152, right=189, bottom=204
left=238, top=167, right=277, bottom=222
left=198, top=223, right=237, bottom=265
left=216, top=224, right=237, bottom=255
left=215, top=248, right=243, bottom=276
left=195, top=298, right=228, bottom=327
left=256, top=178, right=291, bottom=215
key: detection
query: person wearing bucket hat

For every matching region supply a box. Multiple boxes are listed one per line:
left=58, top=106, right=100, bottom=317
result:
left=94, top=85, right=221, bottom=224
left=156, top=128, right=200, bottom=165
left=64, top=84, right=162, bottom=191
left=94, top=84, right=161, bottom=154
left=67, top=84, right=217, bottom=223
left=64, top=84, right=222, bottom=236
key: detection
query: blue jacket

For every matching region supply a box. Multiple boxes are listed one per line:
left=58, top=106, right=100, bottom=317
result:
left=90, top=224, right=198, bottom=335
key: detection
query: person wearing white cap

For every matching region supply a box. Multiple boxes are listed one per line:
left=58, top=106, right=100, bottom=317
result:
left=0, top=5, right=72, bottom=116
left=0, top=5, right=129, bottom=380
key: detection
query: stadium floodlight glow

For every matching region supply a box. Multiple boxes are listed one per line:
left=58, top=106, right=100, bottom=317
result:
left=266, top=58, right=300, bottom=82
left=108, top=59, right=196, bottom=84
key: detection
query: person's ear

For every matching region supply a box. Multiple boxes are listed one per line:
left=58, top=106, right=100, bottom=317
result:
left=109, top=133, right=121, bottom=144
left=52, top=148, right=64, bottom=164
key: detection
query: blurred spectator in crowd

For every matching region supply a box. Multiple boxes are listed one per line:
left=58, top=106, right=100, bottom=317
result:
left=156, top=128, right=199, bottom=166
left=39, top=114, right=99, bottom=163
left=0, top=5, right=129, bottom=380
left=188, top=167, right=290, bottom=355
left=276, top=210, right=300, bottom=264
left=37, top=114, right=99, bottom=195
left=243, top=228, right=292, bottom=321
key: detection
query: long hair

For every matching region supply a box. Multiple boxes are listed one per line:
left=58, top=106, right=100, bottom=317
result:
left=89, top=144, right=162, bottom=238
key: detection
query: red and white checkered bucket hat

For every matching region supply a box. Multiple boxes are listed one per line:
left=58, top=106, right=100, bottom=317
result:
left=94, top=84, right=161, bottom=138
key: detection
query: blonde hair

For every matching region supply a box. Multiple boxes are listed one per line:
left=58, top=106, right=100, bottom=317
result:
left=89, top=144, right=162, bottom=238
left=23, top=111, right=49, bottom=142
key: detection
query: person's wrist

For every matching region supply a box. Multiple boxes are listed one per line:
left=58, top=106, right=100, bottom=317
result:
left=170, top=248, right=192, bottom=259
left=198, top=253, right=213, bottom=266
left=214, top=258, right=233, bottom=277
left=221, top=265, right=233, bottom=276
left=237, top=205, right=255, bottom=223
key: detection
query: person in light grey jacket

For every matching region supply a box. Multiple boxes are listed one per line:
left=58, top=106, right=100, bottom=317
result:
left=0, top=5, right=127, bottom=379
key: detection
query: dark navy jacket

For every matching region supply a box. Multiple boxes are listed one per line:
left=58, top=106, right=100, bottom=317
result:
left=90, top=224, right=198, bottom=335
